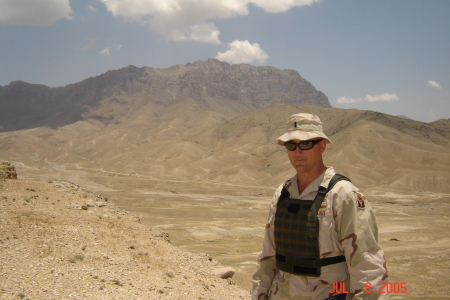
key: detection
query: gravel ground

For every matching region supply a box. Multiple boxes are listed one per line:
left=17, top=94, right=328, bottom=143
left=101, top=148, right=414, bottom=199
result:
left=0, top=178, right=250, bottom=299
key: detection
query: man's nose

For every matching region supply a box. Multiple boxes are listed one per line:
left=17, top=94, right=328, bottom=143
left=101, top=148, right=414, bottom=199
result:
left=294, top=146, right=304, bottom=153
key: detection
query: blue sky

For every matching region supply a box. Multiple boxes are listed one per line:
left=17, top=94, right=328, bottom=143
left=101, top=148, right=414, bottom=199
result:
left=1, top=0, right=449, bottom=123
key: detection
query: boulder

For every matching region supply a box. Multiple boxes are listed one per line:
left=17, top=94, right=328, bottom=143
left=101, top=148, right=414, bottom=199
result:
left=213, top=267, right=235, bottom=279
left=0, top=162, right=17, bottom=179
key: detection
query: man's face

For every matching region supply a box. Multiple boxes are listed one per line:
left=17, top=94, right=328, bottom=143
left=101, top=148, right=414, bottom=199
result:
left=286, top=138, right=327, bottom=174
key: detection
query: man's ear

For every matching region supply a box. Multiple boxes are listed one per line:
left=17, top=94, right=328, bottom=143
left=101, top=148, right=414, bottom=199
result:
left=320, top=140, right=327, bottom=153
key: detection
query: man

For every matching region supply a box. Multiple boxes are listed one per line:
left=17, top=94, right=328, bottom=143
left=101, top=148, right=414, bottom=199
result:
left=252, top=113, right=389, bottom=300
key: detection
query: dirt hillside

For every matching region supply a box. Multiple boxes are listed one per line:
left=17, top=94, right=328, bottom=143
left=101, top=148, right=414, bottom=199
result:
left=0, top=176, right=250, bottom=299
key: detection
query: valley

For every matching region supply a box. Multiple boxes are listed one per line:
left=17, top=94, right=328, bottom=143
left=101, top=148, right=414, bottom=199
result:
left=14, top=163, right=450, bottom=298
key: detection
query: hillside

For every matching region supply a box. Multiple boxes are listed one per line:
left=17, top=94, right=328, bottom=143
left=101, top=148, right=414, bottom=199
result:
left=0, top=176, right=249, bottom=299
left=1, top=60, right=448, bottom=194
left=1, top=104, right=448, bottom=195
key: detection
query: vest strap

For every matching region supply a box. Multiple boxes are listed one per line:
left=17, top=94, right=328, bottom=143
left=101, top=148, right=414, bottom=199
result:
left=276, top=253, right=346, bottom=268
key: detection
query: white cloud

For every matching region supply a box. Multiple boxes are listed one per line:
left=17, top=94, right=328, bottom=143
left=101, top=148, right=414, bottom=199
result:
left=425, top=110, right=439, bottom=122
left=79, top=38, right=97, bottom=50
left=215, top=40, right=269, bottom=64
left=428, top=80, right=441, bottom=89
left=167, top=22, right=220, bottom=44
left=99, top=48, right=111, bottom=55
left=99, top=44, right=122, bottom=55
left=336, top=96, right=362, bottom=104
left=0, top=0, right=73, bottom=26
left=251, top=0, right=322, bottom=13
left=337, top=93, right=399, bottom=104
left=98, top=0, right=321, bottom=43
left=88, top=5, right=97, bottom=12
left=188, top=22, right=220, bottom=44
left=364, top=93, right=399, bottom=102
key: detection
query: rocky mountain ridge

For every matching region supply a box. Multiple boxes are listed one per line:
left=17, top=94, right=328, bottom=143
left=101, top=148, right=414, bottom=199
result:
left=0, top=60, right=449, bottom=195
left=0, top=59, right=329, bottom=132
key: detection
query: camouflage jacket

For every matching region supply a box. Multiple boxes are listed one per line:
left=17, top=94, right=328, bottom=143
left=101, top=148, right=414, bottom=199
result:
left=252, top=167, right=389, bottom=300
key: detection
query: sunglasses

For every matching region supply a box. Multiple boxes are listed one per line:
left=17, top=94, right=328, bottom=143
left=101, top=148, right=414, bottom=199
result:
left=284, top=139, right=323, bottom=151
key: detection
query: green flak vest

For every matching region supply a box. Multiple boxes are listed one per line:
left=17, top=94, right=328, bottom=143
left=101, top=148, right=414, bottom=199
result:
left=274, top=174, right=350, bottom=277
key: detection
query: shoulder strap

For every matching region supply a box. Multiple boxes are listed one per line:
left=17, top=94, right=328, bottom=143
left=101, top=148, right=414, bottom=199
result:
left=278, top=174, right=351, bottom=206
left=277, top=180, right=292, bottom=205
left=312, top=174, right=351, bottom=213
left=328, top=174, right=351, bottom=190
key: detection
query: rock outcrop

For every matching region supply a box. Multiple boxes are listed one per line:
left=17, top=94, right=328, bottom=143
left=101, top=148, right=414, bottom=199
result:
left=0, top=161, right=17, bottom=179
left=0, top=59, right=329, bottom=132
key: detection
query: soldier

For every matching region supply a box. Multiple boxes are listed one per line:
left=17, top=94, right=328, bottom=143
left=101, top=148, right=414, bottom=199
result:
left=252, top=113, right=389, bottom=300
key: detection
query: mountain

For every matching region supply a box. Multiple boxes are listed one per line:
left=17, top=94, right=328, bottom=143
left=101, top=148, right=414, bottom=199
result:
left=0, top=60, right=449, bottom=194
left=397, top=115, right=413, bottom=120
left=1, top=102, right=449, bottom=194
left=184, top=105, right=450, bottom=193
left=0, top=59, right=329, bottom=132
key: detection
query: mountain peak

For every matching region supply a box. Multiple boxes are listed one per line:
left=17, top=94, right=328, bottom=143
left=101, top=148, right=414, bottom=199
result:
left=0, top=61, right=329, bottom=132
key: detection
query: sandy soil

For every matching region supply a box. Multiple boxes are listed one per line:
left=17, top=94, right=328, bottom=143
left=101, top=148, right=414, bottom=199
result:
left=110, top=187, right=450, bottom=299
left=0, top=178, right=250, bottom=299
left=7, top=164, right=450, bottom=299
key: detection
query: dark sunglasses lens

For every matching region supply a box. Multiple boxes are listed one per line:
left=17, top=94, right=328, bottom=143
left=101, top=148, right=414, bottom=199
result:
left=285, top=142, right=297, bottom=151
left=299, top=141, right=313, bottom=150
left=285, top=139, right=322, bottom=151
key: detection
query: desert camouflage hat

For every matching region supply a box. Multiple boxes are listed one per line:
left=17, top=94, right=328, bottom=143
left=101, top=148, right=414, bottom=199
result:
left=277, top=113, right=331, bottom=145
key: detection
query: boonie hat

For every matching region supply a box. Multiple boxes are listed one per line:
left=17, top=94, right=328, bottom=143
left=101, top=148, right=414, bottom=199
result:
left=277, top=113, right=331, bottom=145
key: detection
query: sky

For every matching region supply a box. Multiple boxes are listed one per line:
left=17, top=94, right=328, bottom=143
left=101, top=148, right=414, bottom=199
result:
left=0, top=0, right=449, bottom=123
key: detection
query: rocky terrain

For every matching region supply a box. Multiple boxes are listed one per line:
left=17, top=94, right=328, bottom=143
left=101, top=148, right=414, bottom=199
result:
left=0, top=162, right=17, bottom=179
left=0, top=166, right=250, bottom=300
left=1, top=60, right=449, bottom=299
left=0, top=59, right=329, bottom=132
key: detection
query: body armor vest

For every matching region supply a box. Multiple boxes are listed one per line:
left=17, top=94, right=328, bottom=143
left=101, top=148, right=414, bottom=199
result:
left=274, top=174, right=349, bottom=277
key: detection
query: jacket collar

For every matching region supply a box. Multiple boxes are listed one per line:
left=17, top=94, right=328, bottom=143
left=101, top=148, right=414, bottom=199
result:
left=286, top=167, right=335, bottom=199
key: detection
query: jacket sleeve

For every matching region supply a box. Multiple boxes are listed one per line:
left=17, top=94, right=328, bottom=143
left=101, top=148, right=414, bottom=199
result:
left=333, top=183, right=390, bottom=300
left=251, top=186, right=282, bottom=300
